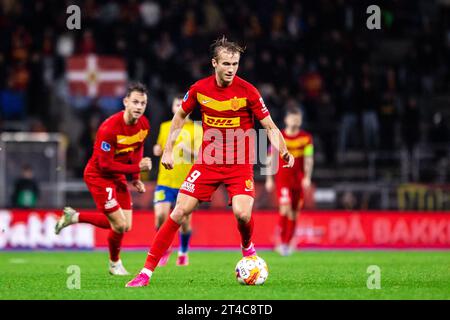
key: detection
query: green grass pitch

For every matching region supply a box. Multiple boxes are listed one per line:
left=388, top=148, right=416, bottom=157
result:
left=1, top=250, right=449, bottom=300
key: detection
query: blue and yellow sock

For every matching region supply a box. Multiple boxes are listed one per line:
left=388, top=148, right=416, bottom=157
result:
left=179, top=231, right=192, bottom=254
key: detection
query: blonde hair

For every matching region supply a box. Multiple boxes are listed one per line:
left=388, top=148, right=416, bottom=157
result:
left=210, top=35, right=246, bottom=60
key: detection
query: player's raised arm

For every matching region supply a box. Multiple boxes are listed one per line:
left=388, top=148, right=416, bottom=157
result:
left=259, top=116, right=295, bottom=168
left=161, top=107, right=190, bottom=169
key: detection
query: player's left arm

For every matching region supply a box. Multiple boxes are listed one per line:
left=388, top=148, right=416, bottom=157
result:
left=247, top=85, right=294, bottom=168
left=260, top=116, right=295, bottom=168
left=302, top=140, right=314, bottom=189
left=264, top=145, right=276, bottom=192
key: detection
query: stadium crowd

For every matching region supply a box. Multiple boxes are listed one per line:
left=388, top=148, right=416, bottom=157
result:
left=0, top=0, right=449, bottom=182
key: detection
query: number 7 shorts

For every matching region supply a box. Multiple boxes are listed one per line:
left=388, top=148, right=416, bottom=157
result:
left=84, top=175, right=132, bottom=214
left=179, top=164, right=255, bottom=204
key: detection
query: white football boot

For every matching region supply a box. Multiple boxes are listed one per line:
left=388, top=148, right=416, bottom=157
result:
left=55, top=207, right=78, bottom=235
left=109, top=259, right=130, bottom=276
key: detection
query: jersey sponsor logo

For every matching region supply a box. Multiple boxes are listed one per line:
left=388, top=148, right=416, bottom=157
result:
left=180, top=181, right=195, bottom=193
left=116, top=129, right=148, bottom=145
left=183, top=91, right=189, bottom=102
left=197, top=93, right=247, bottom=112
left=104, top=198, right=118, bottom=210
left=204, top=115, right=240, bottom=128
left=101, top=141, right=111, bottom=152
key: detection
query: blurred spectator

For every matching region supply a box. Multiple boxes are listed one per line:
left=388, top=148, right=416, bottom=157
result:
left=429, top=112, right=450, bottom=160
left=316, top=92, right=337, bottom=164
left=337, top=75, right=358, bottom=155
left=299, top=64, right=323, bottom=122
left=358, top=77, right=380, bottom=152
left=339, top=190, right=358, bottom=210
left=203, top=0, right=226, bottom=34
left=378, top=91, right=400, bottom=151
left=0, top=87, right=26, bottom=120
left=140, top=1, right=161, bottom=28
left=11, top=164, right=40, bottom=208
left=401, top=97, right=421, bottom=154
left=79, top=30, right=96, bottom=54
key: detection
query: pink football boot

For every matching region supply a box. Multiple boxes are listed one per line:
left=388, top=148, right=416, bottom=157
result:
left=241, top=242, right=257, bottom=257
left=176, top=253, right=189, bottom=266
left=125, top=272, right=150, bottom=288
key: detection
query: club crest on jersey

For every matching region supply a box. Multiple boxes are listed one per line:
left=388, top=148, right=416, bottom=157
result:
left=183, top=92, right=189, bottom=102
left=101, top=141, right=111, bottom=152
left=245, top=179, right=254, bottom=190
left=230, top=96, right=240, bottom=111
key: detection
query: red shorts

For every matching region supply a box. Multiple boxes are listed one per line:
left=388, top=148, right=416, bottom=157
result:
left=276, top=185, right=304, bottom=211
left=179, top=164, right=255, bottom=204
left=84, top=175, right=132, bottom=214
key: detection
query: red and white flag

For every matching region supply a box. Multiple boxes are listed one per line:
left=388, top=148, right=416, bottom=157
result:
left=66, top=54, right=127, bottom=97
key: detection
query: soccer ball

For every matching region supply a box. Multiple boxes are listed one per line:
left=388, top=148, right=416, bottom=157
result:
left=235, top=256, right=269, bottom=285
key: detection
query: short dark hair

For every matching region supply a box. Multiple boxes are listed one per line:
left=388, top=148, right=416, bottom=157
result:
left=286, top=107, right=303, bottom=117
left=210, top=35, right=246, bottom=60
left=126, top=82, right=148, bottom=97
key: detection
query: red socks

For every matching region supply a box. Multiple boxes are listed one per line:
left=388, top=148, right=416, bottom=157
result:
left=78, top=213, right=124, bottom=262
left=108, top=230, right=124, bottom=262
left=78, top=213, right=110, bottom=229
left=237, top=216, right=254, bottom=249
left=144, top=217, right=180, bottom=271
left=278, top=215, right=288, bottom=242
left=283, top=219, right=297, bottom=244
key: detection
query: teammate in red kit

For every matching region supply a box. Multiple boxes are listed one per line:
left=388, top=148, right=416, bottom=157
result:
left=265, top=107, right=314, bottom=256
left=126, top=36, right=294, bottom=287
left=55, top=82, right=152, bottom=275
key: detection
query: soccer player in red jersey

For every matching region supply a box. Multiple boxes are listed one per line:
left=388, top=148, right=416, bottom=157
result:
left=55, top=82, right=152, bottom=275
left=265, top=107, right=314, bottom=256
left=126, top=36, right=295, bottom=287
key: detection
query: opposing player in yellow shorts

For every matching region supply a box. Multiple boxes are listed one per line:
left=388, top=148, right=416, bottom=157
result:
left=153, top=95, right=202, bottom=266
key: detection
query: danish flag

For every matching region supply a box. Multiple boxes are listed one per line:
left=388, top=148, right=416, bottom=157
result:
left=66, top=54, right=127, bottom=97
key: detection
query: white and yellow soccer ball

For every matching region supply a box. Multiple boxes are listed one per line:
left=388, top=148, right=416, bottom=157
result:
left=235, top=256, right=269, bottom=285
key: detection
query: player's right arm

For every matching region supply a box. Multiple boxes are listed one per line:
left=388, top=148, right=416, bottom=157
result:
left=161, top=86, right=197, bottom=170
left=161, top=107, right=189, bottom=170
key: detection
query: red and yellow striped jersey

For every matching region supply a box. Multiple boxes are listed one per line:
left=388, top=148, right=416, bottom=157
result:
left=181, top=75, right=270, bottom=165
left=275, top=129, right=313, bottom=188
left=84, top=111, right=150, bottom=180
